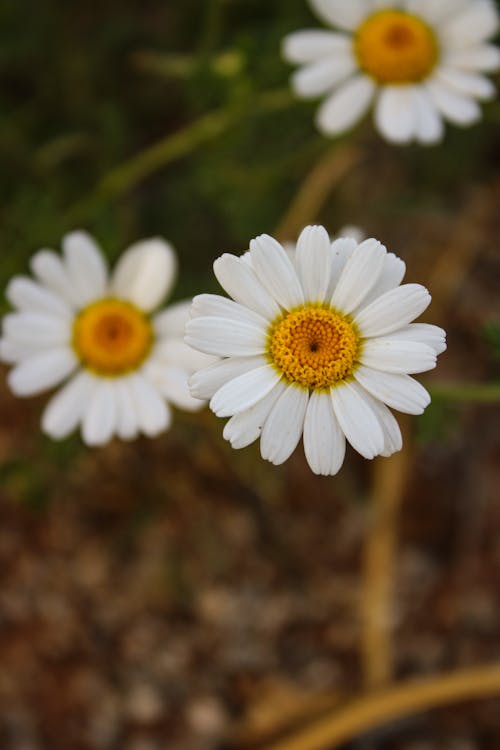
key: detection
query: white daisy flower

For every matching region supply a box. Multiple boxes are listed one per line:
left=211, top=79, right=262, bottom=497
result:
left=186, top=226, right=446, bottom=475
left=283, top=0, right=500, bottom=144
left=0, top=231, right=213, bottom=445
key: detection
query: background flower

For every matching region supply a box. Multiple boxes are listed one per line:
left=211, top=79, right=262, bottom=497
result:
left=283, top=0, right=500, bottom=143
left=187, top=226, right=446, bottom=475
left=0, top=232, right=212, bottom=445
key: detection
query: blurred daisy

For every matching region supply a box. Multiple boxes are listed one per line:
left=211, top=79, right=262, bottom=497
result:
left=0, top=232, right=212, bottom=445
left=283, top=0, right=500, bottom=144
left=186, top=226, right=446, bottom=475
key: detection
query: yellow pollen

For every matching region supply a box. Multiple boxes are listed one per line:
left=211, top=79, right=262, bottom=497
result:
left=355, top=10, right=438, bottom=84
left=73, top=298, right=153, bottom=376
left=268, top=307, right=359, bottom=390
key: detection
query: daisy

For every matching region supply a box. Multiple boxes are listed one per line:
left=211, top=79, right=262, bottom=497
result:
left=282, top=0, right=500, bottom=144
left=0, top=231, right=213, bottom=445
left=186, top=226, right=446, bottom=475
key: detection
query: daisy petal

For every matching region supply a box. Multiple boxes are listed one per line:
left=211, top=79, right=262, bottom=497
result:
left=114, top=378, right=140, bottom=441
left=8, top=348, right=77, bottom=397
left=41, top=371, right=97, bottom=440
left=359, top=338, right=437, bottom=374
left=185, top=317, right=267, bottom=358
left=2, top=312, right=71, bottom=348
left=292, top=54, right=356, bottom=98
left=210, top=364, right=282, bottom=418
left=426, top=78, right=481, bottom=126
left=413, top=88, right=444, bottom=144
left=62, top=231, right=108, bottom=306
left=445, top=44, right=500, bottom=73
left=357, top=387, right=403, bottom=457
left=152, top=365, right=205, bottom=412
left=153, top=300, right=192, bottom=338
left=331, top=238, right=386, bottom=313
left=354, top=365, right=431, bottom=415
left=129, top=374, right=170, bottom=437
left=303, top=390, right=346, bottom=475
left=189, top=356, right=265, bottom=400
left=354, top=284, right=431, bottom=338
left=317, top=74, right=376, bottom=136
left=282, top=30, right=351, bottom=64
left=331, top=380, right=385, bottom=460
left=6, top=277, right=71, bottom=317
left=82, top=381, right=118, bottom=446
left=30, top=250, right=77, bottom=307
left=250, top=234, right=304, bottom=310
left=0, top=338, right=35, bottom=364
left=260, top=385, right=308, bottom=465
left=309, top=0, right=370, bottom=31
left=383, top=324, right=447, bottom=355
left=223, top=380, right=287, bottom=450
left=295, top=225, right=333, bottom=303
left=191, top=294, right=268, bottom=329
left=443, top=0, right=499, bottom=47
left=356, top=252, right=406, bottom=310
left=213, top=254, right=281, bottom=320
left=375, top=86, right=417, bottom=144
left=435, top=68, right=496, bottom=100
left=153, top=338, right=214, bottom=373
left=110, top=238, right=177, bottom=312
left=327, top=238, right=357, bottom=297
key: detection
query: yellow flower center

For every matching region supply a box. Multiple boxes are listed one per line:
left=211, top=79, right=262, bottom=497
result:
left=268, top=307, right=359, bottom=390
left=355, top=10, right=438, bottom=84
left=73, top=298, right=153, bottom=376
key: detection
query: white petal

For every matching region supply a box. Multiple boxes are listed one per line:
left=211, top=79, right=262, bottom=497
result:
left=189, top=356, right=264, bottom=400
left=443, top=1, right=499, bottom=48
left=327, top=237, right=357, bottom=297
left=128, top=374, right=170, bottom=436
left=0, top=338, right=35, bottom=364
left=295, top=225, right=333, bottom=303
left=153, top=338, right=214, bottom=373
left=190, top=294, right=268, bottom=329
left=357, top=387, right=403, bottom=457
left=356, top=252, right=406, bottom=310
left=30, top=250, right=78, bottom=307
left=6, top=277, right=71, bottom=317
left=185, top=316, right=267, bottom=358
left=354, top=284, right=431, bottom=338
left=331, top=380, right=385, bottom=460
left=292, top=54, right=356, bottom=98
left=2, top=312, right=72, bottom=348
left=82, top=381, right=118, bottom=446
left=316, top=75, right=375, bottom=136
left=62, top=231, right=108, bottom=306
left=382, top=324, right=447, bottom=355
left=249, top=234, right=304, bottom=310
left=223, top=380, right=287, bottom=449
left=260, top=385, right=308, bottom=465
left=114, top=377, right=140, bottom=441
left=41, top=371, right=97, bottom=439
left=110, top=238, right=177, bottom=312
left=354, top=365, right=431, bottom=414
left=309, top=0, right=370, bottom=31
left=213, top=253, right=281, bottom=320
left=375, top=86, right=418, bottom=144
left=412, top=88, right=444, bottom=145
left=282, top=30, right=351, bottom=64
left=435, top=67, right=496, bottom=100
left=210, top=364, right=282, bottom=418
left=445, top=44, right=500, bottom=73
left=331, top=238, right=386, bottom=313
left=359, top=338, right=437, bottom=374
left=148, top=364, right=205, bottom=412
left=8, top=348, right=77, bottom=397
left=425, top=78, right=481, bottom=126
left=303, top=390, right=346, bottom=475
left=405, top=0, right=468, bottom=24
left=153, top=300, right=192, bottom=338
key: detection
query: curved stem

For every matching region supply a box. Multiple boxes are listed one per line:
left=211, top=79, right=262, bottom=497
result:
left=65, top=88, right=293, bottom=225
left=261, top=665, right=500, bottom=750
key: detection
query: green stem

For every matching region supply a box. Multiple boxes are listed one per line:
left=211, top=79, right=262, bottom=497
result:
left=64, top=88, right=293, bottom=225
left=428, top=382, right=500, bottom=403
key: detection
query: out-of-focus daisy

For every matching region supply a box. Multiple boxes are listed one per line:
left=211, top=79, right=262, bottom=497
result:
left=186, top=226, right=446, bottom=476
left=283, top=0, right=500, bottom=144
left=0, top=232, right=212, bottom=445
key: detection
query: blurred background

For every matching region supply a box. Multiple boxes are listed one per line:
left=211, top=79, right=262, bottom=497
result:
left=0, top=1, right=500, bottom=748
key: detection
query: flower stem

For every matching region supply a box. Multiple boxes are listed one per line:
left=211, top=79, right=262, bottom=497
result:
left=260, top=664, right=500, bottom=750
left=65, top=88, right=293, bottom=225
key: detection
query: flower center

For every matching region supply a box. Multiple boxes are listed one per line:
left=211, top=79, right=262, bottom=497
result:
left=355, top=10, right=438, bottom=84
left=268, top=307, right=359, bottom=390
left=73, top=298, right=153, bottom=375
